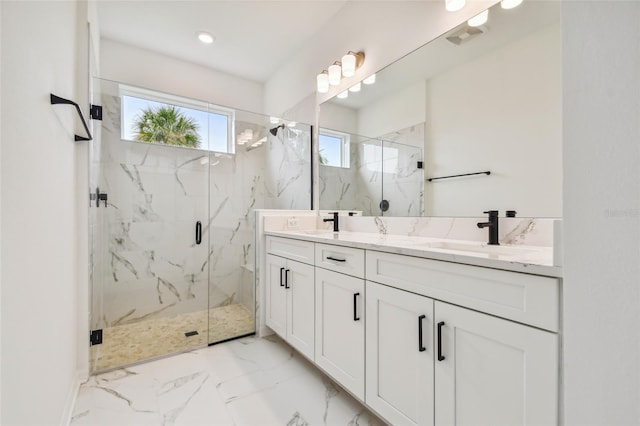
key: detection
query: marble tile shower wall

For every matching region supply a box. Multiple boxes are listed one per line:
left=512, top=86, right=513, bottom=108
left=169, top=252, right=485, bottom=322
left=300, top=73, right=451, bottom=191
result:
left=380, top=123, right=425, bottom=217
left=318, top=124, right=424, bottom=216
left=90, top=94, right=311, bottom=330
left=319, top=140, right=377, bottom=215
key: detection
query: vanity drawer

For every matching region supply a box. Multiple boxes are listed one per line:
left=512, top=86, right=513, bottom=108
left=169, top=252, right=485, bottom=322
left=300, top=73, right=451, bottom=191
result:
left=266, top=236, right=315, bottom=265
left=366, top=250, right=559, bottom=332
left=315, top=243, right=365, bottom=279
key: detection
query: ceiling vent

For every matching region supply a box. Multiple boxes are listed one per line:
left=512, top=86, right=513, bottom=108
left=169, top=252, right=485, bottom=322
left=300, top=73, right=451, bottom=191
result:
left=446, top=25, right=488, bottom=46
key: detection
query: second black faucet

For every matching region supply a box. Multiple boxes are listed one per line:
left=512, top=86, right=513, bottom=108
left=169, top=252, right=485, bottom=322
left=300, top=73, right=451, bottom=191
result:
left=477, top=210, right=499, bottom=245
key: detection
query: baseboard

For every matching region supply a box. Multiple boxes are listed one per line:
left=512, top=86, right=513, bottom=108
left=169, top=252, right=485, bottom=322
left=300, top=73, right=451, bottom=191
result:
left=60, top=371, right=84, bottom=426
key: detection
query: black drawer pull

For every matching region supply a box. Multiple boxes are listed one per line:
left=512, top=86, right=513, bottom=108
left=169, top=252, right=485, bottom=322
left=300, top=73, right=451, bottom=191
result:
left=326, top=256, right=346, bottom=262
left=284, top=269, right=290, bottom=289
left=437, top=321, right=446, bottom=361
left=279, top=267, right=285, bottom=287
left=195, top=221, right=202, bottom=245
left=418, top=315, right=426, bottom=352
left=353, top=292, right=360, bottom=321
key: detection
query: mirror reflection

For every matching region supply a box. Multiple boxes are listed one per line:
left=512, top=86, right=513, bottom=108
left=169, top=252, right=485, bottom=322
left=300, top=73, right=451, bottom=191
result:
left=319, top=1, right=561, bottom=217
left=318, top=129, right=424, bottom=216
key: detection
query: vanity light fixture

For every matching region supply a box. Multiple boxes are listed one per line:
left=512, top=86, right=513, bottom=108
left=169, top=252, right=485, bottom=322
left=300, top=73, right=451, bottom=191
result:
left=468, top=9, right=489, bottom=26
left=341, top=51, right=365, bottom=77
left=328, top=62, right=342, bottom=86
left=363, top=74, right=376, bottom=85
left=317, top=71, right=329, bottom=93
left=316, top=50, right=365, bottom=93
left=501, top=0, right=523, bottom=9
left=348, top=82, right=362, bottom=92
left=337, top=90, right=349, bottom=99
left=196, top=31, right=214, bottom=44
left=445, top=0, right=465, bottom=12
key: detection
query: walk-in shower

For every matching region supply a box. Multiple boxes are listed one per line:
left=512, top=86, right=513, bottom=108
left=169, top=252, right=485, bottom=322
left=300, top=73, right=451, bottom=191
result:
left=88, top=78, right=311, bottom=372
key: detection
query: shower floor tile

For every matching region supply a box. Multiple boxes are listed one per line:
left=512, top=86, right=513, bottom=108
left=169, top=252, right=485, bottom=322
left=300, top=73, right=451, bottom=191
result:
left=73, top=335, right=384, bottom=426
left=90, top=304, right=254, bottom=372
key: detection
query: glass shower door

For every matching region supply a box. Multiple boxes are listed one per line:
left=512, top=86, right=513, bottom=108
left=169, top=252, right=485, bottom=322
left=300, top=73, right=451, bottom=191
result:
left=381, top=139, right=424, bottom=216
left=88, top=79, right=312, bottom=371
left=89, top=78, right=211, bottom=372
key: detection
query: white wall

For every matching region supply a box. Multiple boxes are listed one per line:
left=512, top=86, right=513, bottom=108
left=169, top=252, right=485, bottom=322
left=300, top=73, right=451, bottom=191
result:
left=1, top=1, right=87, bottom=424
left=426, top=22, right=561, bottom=217
left=358, top=80, right=426, bottom=140
left=562, top=2, right=640, bottom=425
left=0, top=2, right=3, bottom=421
left=318, top=102, right=358, bottom=134
left=101, top=39, right=264, bottom=114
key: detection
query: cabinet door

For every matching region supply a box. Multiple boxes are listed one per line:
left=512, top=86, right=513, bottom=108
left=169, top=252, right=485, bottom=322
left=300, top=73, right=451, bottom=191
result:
left=315, top=268, right=365, bottom=400
left=265, top=254, right=287, bottom=337
left=366, top=281, right=434, bottom=426
left=286, top=260, right=315, bottom=360
left=435, top=302, right=558, bottom=426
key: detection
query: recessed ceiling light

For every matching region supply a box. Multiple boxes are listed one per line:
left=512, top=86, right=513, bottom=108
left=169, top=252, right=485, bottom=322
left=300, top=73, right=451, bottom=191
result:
left=197, top=31, right=214, bottom=44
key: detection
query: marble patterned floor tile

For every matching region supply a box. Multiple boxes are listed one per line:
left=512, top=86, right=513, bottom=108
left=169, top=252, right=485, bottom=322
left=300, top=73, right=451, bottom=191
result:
left=73, top=335, right=385, bottom=426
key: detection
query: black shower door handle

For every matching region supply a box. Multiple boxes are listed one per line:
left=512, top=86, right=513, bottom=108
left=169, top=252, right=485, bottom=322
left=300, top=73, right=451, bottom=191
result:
left=195, top=221, right=202, bottom=245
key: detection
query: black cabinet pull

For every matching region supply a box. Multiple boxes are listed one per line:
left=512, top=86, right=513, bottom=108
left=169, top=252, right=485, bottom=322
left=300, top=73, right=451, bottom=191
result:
left=195, top=221, right=202, bottom=245
left=284, top=269, right=290, bottom=289
left=353, top=292, right=360, bottom=321
left=326, top=256, right=346, bottom=262
left=437, top=321, right=446, bottom=361
left=418, top=315, right=426, bottom=352
left=279, top=267, right=285, bottom=287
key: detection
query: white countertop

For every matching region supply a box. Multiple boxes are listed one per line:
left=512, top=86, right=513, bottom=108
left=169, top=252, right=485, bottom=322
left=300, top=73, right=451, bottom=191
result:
left=265, top=230, right=562, bottom=278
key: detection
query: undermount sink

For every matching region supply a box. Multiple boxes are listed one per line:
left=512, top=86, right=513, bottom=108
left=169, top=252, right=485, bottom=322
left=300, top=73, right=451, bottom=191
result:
left=415, top=241, right=536, bottom=257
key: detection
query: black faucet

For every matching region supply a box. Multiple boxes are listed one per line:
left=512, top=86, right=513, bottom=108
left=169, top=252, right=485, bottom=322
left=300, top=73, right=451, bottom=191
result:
left=323, top=212, right=339, bottom=232
left=477, top=210, right=499, bottom=245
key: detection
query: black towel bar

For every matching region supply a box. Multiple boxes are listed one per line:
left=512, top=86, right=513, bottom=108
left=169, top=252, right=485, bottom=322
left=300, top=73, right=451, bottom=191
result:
left=427, top=171, right=491, bottom=182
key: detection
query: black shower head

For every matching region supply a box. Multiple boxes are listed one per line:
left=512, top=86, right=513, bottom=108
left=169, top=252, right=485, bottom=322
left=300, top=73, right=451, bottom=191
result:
left=269, top=123, right=285, bottom=136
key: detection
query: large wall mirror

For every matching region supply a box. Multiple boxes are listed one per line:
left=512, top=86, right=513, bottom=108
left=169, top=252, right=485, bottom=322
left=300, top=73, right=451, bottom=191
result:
left=318, top=1, right=561, bottom=217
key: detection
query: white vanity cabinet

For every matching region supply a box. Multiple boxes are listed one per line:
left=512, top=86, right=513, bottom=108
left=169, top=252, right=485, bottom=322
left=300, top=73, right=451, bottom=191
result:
left=434, top=301, right=558, bottom=426
left=365, top=281, right=435, bottom=426
left=314, top=246, right=366, bottom=400
left=366, top=279, right=558, bottom=426
left=365, top=250, right=559, bottom=426
left=264, top=234, right=560, bottom=425
left=265, top=237, right=316, bottom=361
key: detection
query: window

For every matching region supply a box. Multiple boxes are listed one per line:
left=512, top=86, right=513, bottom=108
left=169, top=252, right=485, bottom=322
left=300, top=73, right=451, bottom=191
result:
left=319, top=129, right=350, bottom=168
left=120, top=85, right=235, bottom=153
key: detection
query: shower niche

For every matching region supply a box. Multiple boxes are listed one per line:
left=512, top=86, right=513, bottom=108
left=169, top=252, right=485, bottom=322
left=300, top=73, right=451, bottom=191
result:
left=88, top=78, right=312, bottom=372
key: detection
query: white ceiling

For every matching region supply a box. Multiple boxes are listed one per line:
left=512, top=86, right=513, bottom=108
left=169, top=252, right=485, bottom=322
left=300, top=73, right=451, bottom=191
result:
left=97, top=0, right=348, bottom=83
left=327, top=0, right=561, bottom=109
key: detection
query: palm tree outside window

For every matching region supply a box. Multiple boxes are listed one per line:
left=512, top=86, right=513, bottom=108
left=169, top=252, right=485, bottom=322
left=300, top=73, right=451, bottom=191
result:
left=119, top=85, right=234, bottom=153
